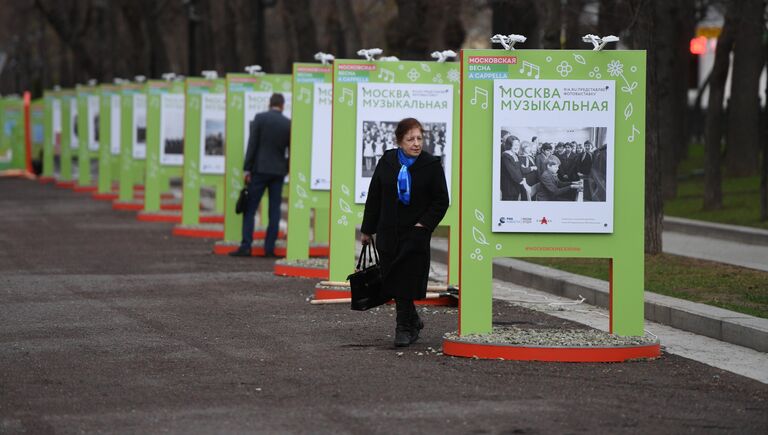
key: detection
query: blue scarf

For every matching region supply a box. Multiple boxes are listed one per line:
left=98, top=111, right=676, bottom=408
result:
left=396, top=149, right=416, bottom=205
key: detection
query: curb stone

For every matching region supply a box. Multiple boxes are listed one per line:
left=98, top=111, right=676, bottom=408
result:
left=664, top=216, right=768, bottom=246
left=430, top=239, right=768, bottom=353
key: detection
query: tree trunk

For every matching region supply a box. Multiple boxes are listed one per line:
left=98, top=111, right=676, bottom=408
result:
left=491, top=0, right=539, bottom=49
left=656, top=0, right=695, bottom=200
left=279, top=0, right=319, bottom=63
left=563, top=0, right=584, bottom=49
left=725, top=0, right=765, bottom=177
left=703, top=2, right=738, bottom=210
left=597, top=0, right=627, bottom=42
left=196, top=0, right=216, bottom=73
left=144, top=1, right=170, bottom=78
left=761, top=40, right=768, bottom=221
left=334, top=0, right=362, bottom=58
left=536, top=0, right=561, bottom=49
left=627, top=0, right=663, bottom=255
left=223, top=0, right=240, bottom=72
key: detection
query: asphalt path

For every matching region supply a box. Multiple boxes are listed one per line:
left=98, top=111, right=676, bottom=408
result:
left=1, top=178, right=766, bottom=434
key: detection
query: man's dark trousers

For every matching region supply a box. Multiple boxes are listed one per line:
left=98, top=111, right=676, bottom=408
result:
left=240, top=173, right=284, bottom=255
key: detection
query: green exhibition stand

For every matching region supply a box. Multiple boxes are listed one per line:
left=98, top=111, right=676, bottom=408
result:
left=57, top=89, right=77, bottom=185
left=276, top=63, right=333, bottom=272
left=140, top=80, right=183, bottom=216
left=115, top=82, right=147, bottom=205
left=41, top=90, right=59, bottom=180
left=75, top=84, right=100, bottom=189
left=95, top=83, right=123, bottom=197
left=0, top=97, right=25, bottom=171
left=324, top=58, right=461, bottom=295
left=179, top=77, right=225, bottom=227
left=456, top=48, right=646, bottom=337
left=214, top=72, right=293, bottom=254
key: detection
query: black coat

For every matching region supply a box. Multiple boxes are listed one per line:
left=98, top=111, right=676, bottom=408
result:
left=361, top=149, right=449, bottom=299
left=243, top=109, right=291, bottom=176
left=500, top=152, right=523, bottom=200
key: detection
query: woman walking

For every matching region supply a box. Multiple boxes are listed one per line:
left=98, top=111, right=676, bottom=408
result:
left=360, top=118, right=449, bottom=347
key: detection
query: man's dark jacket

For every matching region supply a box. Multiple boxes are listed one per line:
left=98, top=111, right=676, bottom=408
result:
left=243, top=109, right=291, bottom=176
left=361, top=149, right=449, bottom=255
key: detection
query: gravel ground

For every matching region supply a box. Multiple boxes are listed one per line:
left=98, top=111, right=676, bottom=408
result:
left=1, top=178, right=766, bottom=434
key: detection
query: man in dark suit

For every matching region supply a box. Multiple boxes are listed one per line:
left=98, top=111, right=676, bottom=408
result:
left=230, top=93, right=291, bottom=257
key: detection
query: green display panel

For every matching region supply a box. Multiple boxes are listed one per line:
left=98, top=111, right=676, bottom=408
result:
left=117, top=83, right=146, bottom=201
left=222, top=73, right=293, bottom=242
left=180, top=77, right=226, bottom=225
left=0, top=97, right=25, bottom=171
left=459, top=49, right=646, bottom=336
left=328, top=59, right=462, bottom=284
left=144, top=80, right=184, bottom=212
left=59, top=90, right=77, bottom=182
left=75, top=84, right=100, bottom=187
left=41, top=91, right=60, bottom=178
left=285, top=63, right=333, bottom=260
left=97, top=84, right=123, bottom=194
left=30, top=101, right=44, bottom=166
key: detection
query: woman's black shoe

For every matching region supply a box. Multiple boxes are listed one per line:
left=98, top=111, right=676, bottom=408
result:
left=228, top=248, right=251, bottom=257
left=394, top=327, right=411, bottom=347
left=409, top=311, right=424, bottom=344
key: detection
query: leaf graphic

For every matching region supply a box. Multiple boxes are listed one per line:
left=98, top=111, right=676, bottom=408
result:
left=474, top=209, right=485, bottom=223
left=339, top=198, right=352, bottom=214
left=472, top=227, right=490, bottom=246
left=298, top=172, right=306, bottom=182
left=341, top=184, right=350, bottom=196
left=296, top=185, right=308, bottom=198
left=573, top=54, right=586, bottom=65
left=624, top=102, right=633, bottom=120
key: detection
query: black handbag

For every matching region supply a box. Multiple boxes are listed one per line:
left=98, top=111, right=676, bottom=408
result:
left=348, top=239, right=389, bottom=311
left=235, top=187, right=248, bottom=214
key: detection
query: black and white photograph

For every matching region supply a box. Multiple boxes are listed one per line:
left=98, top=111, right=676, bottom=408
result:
left=132, top=94, right=147, bottom=159
left=492, top=79, right=614, bottom=233
left=498, top=126, right=608, bottom=202
left=203, top=119, right=225, bottom=156
left=159, top=93, right=185, bottom=166
left=359, top=120, right=448, bottom=178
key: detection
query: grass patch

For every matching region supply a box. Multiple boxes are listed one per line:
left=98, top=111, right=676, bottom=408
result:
left=521, top=254, right=768, bottom=319
left=666, top=143, right=767, bottom=229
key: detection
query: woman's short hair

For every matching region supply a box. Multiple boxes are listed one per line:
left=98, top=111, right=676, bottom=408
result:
left=395, top=118, right=424, bottom=144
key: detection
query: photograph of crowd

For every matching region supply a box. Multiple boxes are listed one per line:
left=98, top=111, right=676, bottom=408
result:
left=359, top=120, right=447, bottom=177
left=498, top=126, right=608, bottom=202
left=135, top=115, right=146, bottom=146
left=92, top=113, right=99, bottom=143
left=204, top=119, right=225, bottom=156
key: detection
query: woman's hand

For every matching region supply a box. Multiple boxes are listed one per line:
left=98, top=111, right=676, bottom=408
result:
left=361, top=233, right=373, bottom=245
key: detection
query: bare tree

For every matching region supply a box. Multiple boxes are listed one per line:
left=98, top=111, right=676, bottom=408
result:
left=279, top=0, right=319, bottom=63
left=385, top=0, right=465, bottom=60
left=725, top=0, right=765, bottom=177
left=536, top=0, right=561, bottom=49
left=563, top=0, right=584, bottom=49
left=34, top=0, right=98, bottom=82
left=491, top=0, right=540, bottom=48
left=334, top=0, right=363, bottom=57
left=703, top=2, right=738, bottom=210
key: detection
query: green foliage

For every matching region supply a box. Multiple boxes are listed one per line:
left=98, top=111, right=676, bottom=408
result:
left=666, top=143, right=767, bottom=229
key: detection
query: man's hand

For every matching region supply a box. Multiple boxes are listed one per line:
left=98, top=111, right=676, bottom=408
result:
left=361, top=233, right=372, bottom=245
left=244, top=172, right=252, bottom=184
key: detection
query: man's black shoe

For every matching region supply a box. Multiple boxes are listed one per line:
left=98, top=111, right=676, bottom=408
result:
left=229, top=248, right=251, bottom=257
left=263, top=252, right=278, bottom=258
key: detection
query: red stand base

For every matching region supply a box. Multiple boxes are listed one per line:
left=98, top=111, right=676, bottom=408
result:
left=37, top=176, right=56, bottom=184
left=137, top=211, right=181, bottom=223
left=213, top=242, right=328, bottom=257
left=274, top=264, right=330, bottom=279
left=92, top=191, right=119, bottom=201
left=55, top=180, right=76, bottom=189
left=72, top=185, right=98, bottom=193
left=442, top=339, right=661, bottom=362
left=173, top=223, right=283, bottom=239
left=312, top=284, right=457, bottom=306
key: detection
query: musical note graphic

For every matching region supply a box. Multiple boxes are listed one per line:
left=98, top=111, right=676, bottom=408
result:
left=628, top=124, right=640, bottom=143
left=519, top=60, right=540, bottom=79
left=260, top=81, right=273, bottom=92
left=298, top=87, right=311, bottom=104
left=470, top=87, right=488, bottom=110
left=338, top=88, right=353, bottom=106
left=231, top=95, right=242, bottom=109
left=378, top=68, right=395, bottom=83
